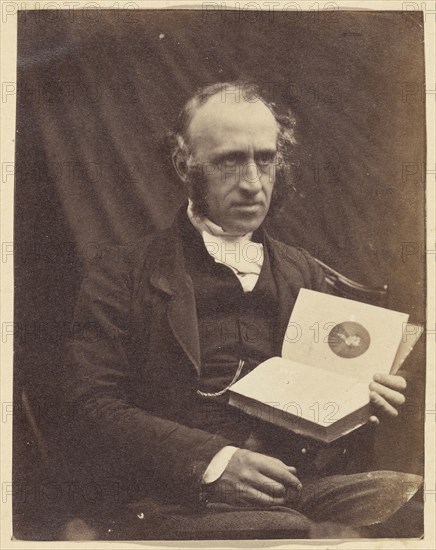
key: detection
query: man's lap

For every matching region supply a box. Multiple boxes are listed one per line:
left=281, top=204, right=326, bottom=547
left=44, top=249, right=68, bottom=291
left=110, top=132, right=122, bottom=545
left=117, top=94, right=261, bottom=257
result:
left=108, top=470, right=423, bottom=540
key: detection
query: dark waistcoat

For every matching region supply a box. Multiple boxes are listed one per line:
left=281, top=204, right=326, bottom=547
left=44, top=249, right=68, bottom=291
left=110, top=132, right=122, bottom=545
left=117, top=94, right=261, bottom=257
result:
left=176, top=214, right=281, bottom=438
left=181, top=214, right=280, bottom=394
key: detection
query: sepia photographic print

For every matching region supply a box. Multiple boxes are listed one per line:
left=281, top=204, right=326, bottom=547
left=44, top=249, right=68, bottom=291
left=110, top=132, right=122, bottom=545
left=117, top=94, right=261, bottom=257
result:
left=1, top=1, right=435, bottom=547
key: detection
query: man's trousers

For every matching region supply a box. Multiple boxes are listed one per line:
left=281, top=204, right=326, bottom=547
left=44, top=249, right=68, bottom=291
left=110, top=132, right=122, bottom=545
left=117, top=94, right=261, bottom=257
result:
left=88, top=470, right=423, bottom=540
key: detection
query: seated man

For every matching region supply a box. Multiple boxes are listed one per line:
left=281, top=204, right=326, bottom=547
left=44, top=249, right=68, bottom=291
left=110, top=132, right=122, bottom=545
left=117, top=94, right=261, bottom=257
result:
left=64, top=81, right=423, bottom=539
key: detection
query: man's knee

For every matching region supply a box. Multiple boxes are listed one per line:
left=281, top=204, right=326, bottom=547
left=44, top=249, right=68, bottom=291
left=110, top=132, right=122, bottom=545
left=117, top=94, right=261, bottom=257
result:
left=298, top=471, right=423, bottom=528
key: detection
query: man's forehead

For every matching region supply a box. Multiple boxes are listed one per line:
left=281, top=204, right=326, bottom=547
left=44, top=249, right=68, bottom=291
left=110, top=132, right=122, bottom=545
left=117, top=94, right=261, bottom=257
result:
left=188, top=95, right=278, bottom=148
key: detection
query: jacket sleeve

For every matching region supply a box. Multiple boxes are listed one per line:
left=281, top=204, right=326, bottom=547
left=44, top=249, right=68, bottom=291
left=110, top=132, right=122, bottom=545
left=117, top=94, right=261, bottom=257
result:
left=63, top=249, right=231, bottom=505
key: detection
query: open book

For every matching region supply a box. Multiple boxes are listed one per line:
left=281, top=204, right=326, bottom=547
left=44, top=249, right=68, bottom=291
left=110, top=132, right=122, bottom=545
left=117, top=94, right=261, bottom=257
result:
left=228, top=289, right=423, bottom=443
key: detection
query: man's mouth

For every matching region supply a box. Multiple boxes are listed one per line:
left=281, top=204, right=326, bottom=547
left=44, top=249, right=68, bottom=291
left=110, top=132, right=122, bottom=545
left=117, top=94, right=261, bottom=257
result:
left=233, top=202, right=263, bottom=211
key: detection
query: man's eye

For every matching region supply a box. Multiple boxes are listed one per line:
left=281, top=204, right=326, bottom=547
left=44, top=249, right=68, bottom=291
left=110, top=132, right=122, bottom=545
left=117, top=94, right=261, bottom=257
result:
left=256, top=153, right=276, bottom=165
left=222, top=158, right=237, bottom=167
left=219, top=157, right=244, bottom=169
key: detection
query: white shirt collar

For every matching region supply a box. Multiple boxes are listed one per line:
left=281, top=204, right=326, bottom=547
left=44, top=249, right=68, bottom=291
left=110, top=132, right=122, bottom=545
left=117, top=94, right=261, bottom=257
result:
left=186, top=200, right=264, bottom=293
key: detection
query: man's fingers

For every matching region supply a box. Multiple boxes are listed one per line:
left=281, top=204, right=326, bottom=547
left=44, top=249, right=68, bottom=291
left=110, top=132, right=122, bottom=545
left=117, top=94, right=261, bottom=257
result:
left=370, top=391, right=400, bottom=417
left=369, top=381, right=406, bottom=407
left=244, top=470, right=302, bottom=503
left=259, top=464, right=301, bottom=487
left=257, top=459, right=302, bottom=489
left=249, top=473, right=287, bottom=498
left=269, top=456, right=297, bottom=474
left=368, top=374, right=407, bottom=420
left=373, top=373, right=407, bottom=391
left=211, top=450, right=303, bottom=507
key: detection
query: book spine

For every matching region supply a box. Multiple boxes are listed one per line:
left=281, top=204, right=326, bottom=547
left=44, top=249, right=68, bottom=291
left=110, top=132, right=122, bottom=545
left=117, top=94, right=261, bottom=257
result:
left=228, top=394, right=372, bottom=444
left=228, top=393, right=328, bottom=442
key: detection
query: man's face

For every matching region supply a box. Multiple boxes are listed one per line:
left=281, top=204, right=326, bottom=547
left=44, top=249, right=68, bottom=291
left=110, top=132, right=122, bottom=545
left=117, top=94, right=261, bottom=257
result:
left=187, top=95, right=278, bottom=234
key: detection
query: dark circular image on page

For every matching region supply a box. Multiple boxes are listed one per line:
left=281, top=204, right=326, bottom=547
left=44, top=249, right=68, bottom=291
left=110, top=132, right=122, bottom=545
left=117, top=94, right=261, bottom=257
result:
left=328, top=321, right=371, bottom=358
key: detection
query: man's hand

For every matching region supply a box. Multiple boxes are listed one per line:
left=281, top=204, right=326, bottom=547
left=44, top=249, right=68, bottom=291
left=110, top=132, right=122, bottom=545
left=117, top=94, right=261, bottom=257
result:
left=368, top=373, right=407, bottom=425
left=203, top=449, right=301, bottom=507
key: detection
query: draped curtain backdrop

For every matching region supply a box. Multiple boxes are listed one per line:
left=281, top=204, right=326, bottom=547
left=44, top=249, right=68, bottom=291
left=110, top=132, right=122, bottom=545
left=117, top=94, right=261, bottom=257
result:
left=14, top=8, right=425, bottom=523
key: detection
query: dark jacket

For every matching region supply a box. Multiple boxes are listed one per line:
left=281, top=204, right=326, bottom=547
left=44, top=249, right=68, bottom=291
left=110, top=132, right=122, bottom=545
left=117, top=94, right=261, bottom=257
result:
left=64, top=207, right=333, bottom=506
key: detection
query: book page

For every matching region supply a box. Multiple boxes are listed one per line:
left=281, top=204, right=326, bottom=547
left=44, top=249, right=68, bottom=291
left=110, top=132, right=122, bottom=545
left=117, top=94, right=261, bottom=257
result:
left=282, top=289, right=409, bottom=383
left=230, top=357, right=370, bottom=425
left=390, top=323, right=424, bottom=375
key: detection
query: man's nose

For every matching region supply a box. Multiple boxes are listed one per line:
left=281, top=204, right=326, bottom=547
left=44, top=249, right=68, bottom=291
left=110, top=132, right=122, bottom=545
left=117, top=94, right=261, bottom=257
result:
left=239, top=161, right=262, bottom=194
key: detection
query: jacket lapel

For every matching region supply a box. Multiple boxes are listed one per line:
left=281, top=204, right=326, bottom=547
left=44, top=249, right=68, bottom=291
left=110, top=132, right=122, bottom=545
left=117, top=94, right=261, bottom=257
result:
left=149, top=217, right=201, bottom=376
left=147, top=211, right=302, bottom=373
left=264, top=234, right=300, bottom=354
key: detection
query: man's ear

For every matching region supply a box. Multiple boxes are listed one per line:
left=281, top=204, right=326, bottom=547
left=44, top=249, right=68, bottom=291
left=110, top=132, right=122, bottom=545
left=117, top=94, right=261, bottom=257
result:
left=172, top=149, right=189, bottom=183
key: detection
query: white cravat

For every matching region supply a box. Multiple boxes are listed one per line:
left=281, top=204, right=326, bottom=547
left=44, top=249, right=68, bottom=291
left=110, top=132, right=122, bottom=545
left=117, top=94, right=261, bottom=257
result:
left=187, top=200, right=264, bottom=293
